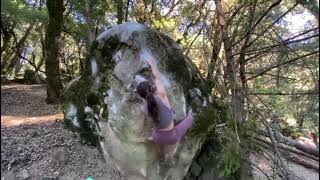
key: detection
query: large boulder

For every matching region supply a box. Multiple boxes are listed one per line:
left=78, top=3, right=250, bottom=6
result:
left=61, top=22, right=222, bottom=180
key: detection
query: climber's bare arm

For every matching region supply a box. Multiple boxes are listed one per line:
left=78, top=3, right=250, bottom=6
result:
left=146, top=58, right=171, bottom=108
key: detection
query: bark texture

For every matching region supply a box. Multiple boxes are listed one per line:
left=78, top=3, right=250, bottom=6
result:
left=45, top=0, right=64, bottom=104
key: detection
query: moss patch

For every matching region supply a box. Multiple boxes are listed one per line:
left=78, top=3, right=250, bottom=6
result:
left=60, top=36, right=123, bottom=146
left=190, top=107, right=218, bottom=138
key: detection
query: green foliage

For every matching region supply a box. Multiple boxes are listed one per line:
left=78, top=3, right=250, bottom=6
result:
left=70, top=0, right=110, bottom=22
left=244, top=115, right=260, bottom=150
left=181, top=1, right=194, bottom=17
left=217, top=127, right=241, bottom=177
left=23, top=69, right=37, bottom=84
left=190, top=107, right=218, bottom=138
left=244, top=115, right=258, bottom=135
left=1, top=0, right=48, bottom=23
left=206, top=99, right=242, bottom=177
left=190, top=98, right=232, bottom=138
left=152, top=18, right=176, bottom=34
left=189, top=97, right=241, bottom=177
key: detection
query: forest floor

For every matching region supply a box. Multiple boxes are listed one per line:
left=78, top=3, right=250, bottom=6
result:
left=1, top=84, right=126, bottom=180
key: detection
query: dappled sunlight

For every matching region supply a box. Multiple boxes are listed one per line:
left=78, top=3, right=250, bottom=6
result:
left=1, top=114, right=63, bottom=127
left=1, top=84, right=47, bottom=96
left=1, top=84, right=61, bottom=117
left=1, top=84, right=63, bottom=127
left=284, top=116, right=297, bottom=127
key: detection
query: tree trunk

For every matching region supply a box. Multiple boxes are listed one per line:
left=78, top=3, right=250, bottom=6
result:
left=215, top=0, right=244, bottom=125
left=45, top=0, right=64, bottom=104
left=276, top=49, right=285, bottom=89
left=283, top=151, right=319, bottom=170
left=0, top=19, right=15, bottom=59
left=206, top=14, right=221, bottom=89
left=77, top=41, right=84, bottom=73
left=115, top=0, right=124, bottom=24
left=279, top=134, right=319, bottom=158
left=125, top=0, right=130, bottom=22
left=14, top=49, right=26, bottom=76
left=2, top=23, right=34, bottom=75
left=259, top=130, right=319, bottom=157
left=38, top=23, right=46, bottom=74
left=298, top=117, right=304, bottom=129
left=84, top=0, right=96, bottom=48
left=254, top=137, right=319, bottom=170
left=214, top=1, right=251, bottom=179
left=254, top=136, right=319, bottom=161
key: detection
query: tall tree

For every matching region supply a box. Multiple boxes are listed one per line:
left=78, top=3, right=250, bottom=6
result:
left=8, top=23, right=34, bottom=74
left=45, top=0, right=64, bottom=103
left=1, top=0, right=46, bottom=75
left=84, top=0, right=95, bottom=47
left=115, top=0, right=124, bottom=24
left=214, top=1, right=250, bottom=179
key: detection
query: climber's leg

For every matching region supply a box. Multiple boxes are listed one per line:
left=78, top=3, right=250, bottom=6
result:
left=152, top=129, right=179, bottom=145
left=175, top=112, right=193, bottom=139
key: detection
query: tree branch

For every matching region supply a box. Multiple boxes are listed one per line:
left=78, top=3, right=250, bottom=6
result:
left=245, top=3, right=299, bottom=49
left=232, top=0, right=282, bottom=46
left=233, top=28, right=319, bottom=59
left=254, top=135, right=319, bottom=162
left=242, top=33, right=319, bottom=56
left=246, top=101, right=292, bottom=180
left=248, top=91, right=319, bottom=95
left=164, top=0, right=184, bottom=17
left=17, top=55, right=45, bottom=73
left=245, top=72, right=297, bottom=80
left=246, top=50, right=319, bottom=81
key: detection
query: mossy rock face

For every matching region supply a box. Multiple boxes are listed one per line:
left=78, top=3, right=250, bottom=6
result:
left=61, top=22, right=224, bottom=180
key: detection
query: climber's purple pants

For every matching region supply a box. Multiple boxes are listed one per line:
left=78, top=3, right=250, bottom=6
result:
left=152, top=112, right=193, bottom=145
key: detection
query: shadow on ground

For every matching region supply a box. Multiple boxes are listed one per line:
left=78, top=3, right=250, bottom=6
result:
left=1, top=84, right=59, bottom=117
left=1, top=84, right=125, bottom=180
left=1, top=120, right=124, bottom=180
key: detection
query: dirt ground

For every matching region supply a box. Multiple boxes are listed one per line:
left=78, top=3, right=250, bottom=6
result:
left=1, top=84, right=126, bottom=180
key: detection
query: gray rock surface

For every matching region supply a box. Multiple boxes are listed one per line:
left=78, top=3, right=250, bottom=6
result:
left=61, top=22, right=217, bottom=180
left=16, top=168, right=29, bottom=180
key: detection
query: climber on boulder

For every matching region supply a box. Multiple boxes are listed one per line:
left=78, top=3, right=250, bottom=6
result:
left=136, top=57, right=193, bottom=160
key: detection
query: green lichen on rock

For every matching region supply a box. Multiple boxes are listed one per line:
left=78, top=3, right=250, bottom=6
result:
left=60, top=31, right=121, bottom=146
left=190, top=107, right=218, bottom=138
left=190, top=98, right=231, bottom=138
